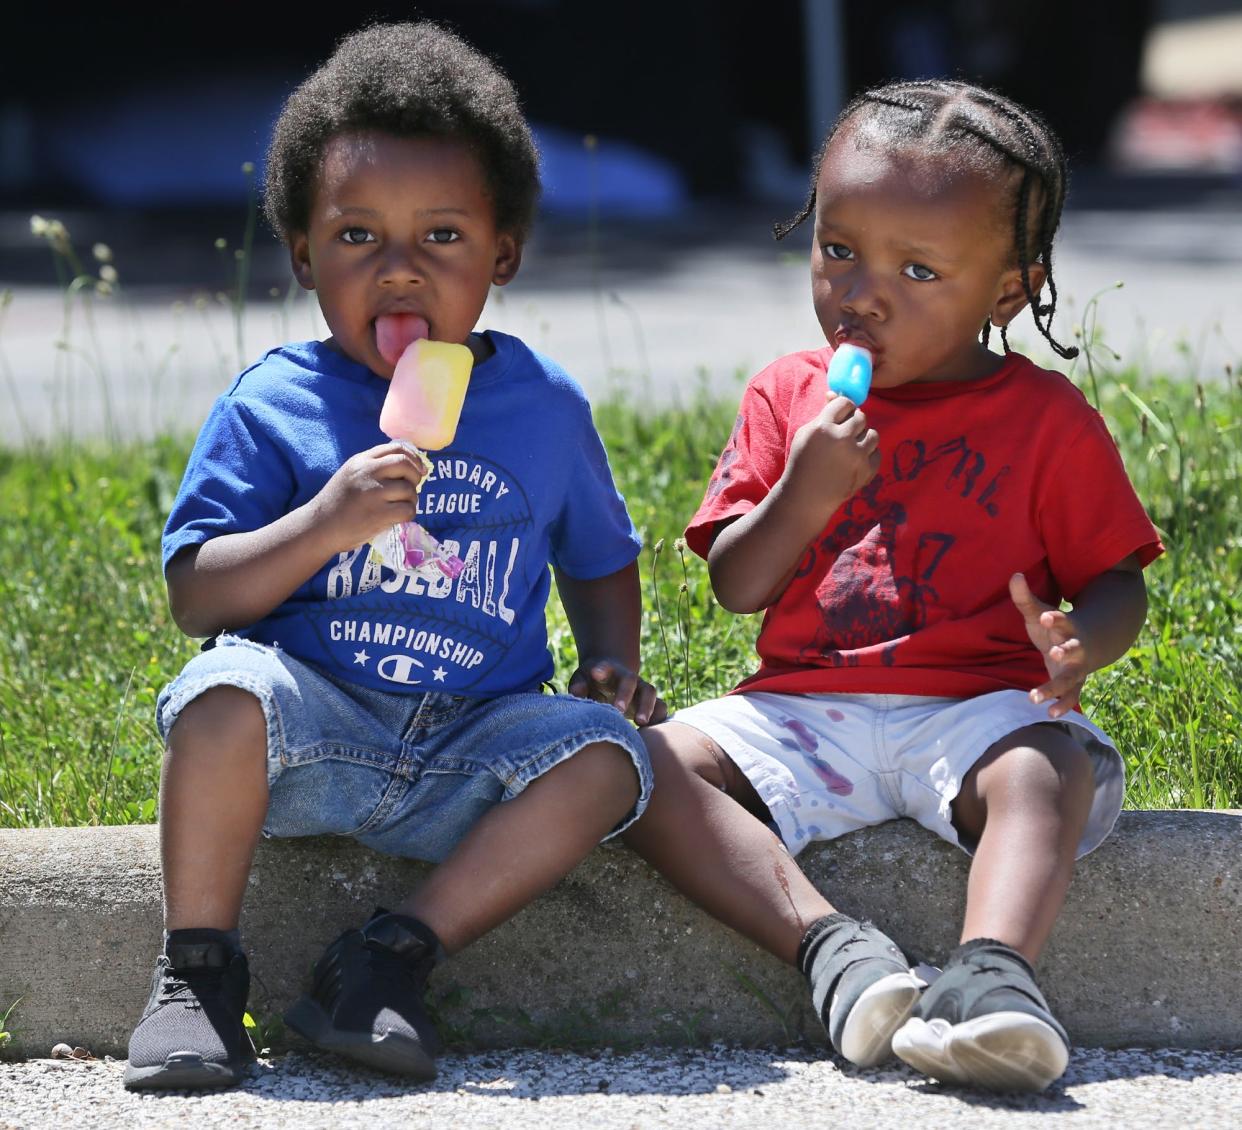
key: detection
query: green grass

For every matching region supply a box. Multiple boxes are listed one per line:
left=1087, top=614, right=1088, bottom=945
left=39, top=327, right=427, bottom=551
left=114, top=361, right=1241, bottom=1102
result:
left=1072, top=373, right=1242, bottom=806
left=0, top=367, right=1238, bottom=827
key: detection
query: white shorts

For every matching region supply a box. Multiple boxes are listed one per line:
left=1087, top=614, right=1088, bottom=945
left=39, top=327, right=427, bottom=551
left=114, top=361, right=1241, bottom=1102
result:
left=671, top=690, right=1125, bottom=859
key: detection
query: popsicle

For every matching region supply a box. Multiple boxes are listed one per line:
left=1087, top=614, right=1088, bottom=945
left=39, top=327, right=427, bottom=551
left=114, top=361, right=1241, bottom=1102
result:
left=826, top=342, right=872, bottom=406
left=380, top=338, right=474, bottom=450
left=367, top=315, right=473, bottom=579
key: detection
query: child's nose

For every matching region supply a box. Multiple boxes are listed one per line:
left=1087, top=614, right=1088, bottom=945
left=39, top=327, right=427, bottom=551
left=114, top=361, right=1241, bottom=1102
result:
left=377, top=242, right=426, bottom=286
left=840, top=267, right=886, bottom=320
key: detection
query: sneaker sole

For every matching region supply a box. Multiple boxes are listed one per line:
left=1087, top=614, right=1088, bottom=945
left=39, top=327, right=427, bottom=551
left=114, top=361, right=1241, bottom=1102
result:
left=284, top=996, right=437, bottom=1079
left=123, top=1051, right=250, bottom=1091
left=836, top=971, right=926, bottom=1067
left=892, top=1013, right=1069, bottom=1092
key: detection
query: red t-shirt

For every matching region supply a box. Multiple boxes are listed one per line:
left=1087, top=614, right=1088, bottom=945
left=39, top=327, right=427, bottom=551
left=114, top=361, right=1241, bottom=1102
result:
left=686, top=348, right=1164, bottom=698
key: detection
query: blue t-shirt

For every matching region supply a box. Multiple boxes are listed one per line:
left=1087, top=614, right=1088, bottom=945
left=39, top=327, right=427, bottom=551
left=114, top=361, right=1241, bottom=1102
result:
left=163, top=331, right=641, bottom=696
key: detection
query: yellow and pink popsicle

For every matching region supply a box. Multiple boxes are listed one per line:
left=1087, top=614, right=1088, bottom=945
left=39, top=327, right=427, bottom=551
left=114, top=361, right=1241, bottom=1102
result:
left=368, top=315, right=474, bottom=578
left=380, top=338, right=474, bottom=450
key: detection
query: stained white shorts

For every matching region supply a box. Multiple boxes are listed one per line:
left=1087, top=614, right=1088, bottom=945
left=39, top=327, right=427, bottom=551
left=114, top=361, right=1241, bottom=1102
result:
left=671, top=689, right=1125, bottom=859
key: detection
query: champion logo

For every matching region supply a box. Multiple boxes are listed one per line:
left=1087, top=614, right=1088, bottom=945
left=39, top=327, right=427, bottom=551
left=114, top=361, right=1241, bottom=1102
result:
left=376, top=654, right=426, bottom=685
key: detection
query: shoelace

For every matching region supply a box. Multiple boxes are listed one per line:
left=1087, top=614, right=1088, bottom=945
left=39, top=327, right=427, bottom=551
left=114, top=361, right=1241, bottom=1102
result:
left=971, top=961, right=1007, bottom=976
left=835, top=925, right=891, bottom=961
left=967, top=959, right=1044, bottom=1007
left=159, top=966, right=226, bottom=1010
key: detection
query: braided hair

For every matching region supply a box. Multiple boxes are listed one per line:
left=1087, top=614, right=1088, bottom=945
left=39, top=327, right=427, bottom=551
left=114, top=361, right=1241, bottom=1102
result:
left=777, top=80, right=1077, bottom=359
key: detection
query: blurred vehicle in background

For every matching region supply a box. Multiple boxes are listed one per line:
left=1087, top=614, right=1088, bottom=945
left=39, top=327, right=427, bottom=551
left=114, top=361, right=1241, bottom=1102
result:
left=1, top=1, right=1237, bottom=446
left=0, top=0, right=1237, bottom=284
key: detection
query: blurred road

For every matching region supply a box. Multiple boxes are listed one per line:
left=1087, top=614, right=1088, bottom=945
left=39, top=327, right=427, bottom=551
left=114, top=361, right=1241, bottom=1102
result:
left=1, top=181, right=1239, bottom=445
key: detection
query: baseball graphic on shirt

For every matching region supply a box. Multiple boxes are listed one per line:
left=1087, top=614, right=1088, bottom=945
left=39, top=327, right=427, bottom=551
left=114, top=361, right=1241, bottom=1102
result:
left=312, top=452, right=534, bottom=690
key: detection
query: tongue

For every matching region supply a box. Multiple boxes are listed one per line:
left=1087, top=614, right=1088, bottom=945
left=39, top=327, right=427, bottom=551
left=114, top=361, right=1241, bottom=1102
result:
left=375, top=314, right=430, bottom=367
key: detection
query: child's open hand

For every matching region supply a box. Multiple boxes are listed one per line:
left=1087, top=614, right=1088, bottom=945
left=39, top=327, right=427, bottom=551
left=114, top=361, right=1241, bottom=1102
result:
left=568, top=659, right=668, bottom=727
left=785, top=393, right=880, bottom=516
left=313, top=442, right=428, bottom=552
left=1009, top=573, right=1089, bottom=719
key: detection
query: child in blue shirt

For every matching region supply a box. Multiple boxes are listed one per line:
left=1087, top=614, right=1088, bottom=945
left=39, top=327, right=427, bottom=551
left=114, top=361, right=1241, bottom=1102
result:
left=124, top=22, right=663, bottom=1091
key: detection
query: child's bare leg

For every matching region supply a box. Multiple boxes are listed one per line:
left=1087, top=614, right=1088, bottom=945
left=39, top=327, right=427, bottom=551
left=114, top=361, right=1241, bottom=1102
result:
left=623, top=721, right=922, bottom=1066
left=952, top=723, right=1096, bottom=962
left=397, top=740, right=639, bottom=953
left=621, top=722, right=833, bottom=964
left=892, top=723, right=1095, bottom=1091
left=126, top=685, right=268, bottom=1091
left=160, top=686, right=270, bottom=931
left=285, top=739, right=641, bottom=1078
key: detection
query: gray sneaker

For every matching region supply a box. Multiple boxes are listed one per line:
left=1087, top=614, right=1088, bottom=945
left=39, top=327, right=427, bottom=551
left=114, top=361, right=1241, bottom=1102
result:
left=892, top=938, right=1069, bottom=1092
left=799, top=913, right=926, bottom=1067
left=123, top=931, right=255, bottom=1091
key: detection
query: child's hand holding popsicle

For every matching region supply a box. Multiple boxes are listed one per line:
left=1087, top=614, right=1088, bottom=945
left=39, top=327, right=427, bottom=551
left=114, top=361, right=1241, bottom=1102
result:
left=781, top=343, right=880, bottom=522
left=313, top=442, right=429, bottom=553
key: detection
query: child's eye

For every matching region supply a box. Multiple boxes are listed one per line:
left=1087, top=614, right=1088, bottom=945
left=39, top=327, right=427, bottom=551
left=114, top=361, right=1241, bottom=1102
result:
left=904, top=263, right=938, bottom=281
left=822, top=243, right=853, bottom=261
left=427, top=229, right=460, bottom=244
left=339, top=228, right=374, bottom=245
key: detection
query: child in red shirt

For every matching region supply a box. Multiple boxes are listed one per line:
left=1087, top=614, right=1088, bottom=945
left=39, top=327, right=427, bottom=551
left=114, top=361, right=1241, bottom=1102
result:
left=624, top=80, right=1162, bottom=1093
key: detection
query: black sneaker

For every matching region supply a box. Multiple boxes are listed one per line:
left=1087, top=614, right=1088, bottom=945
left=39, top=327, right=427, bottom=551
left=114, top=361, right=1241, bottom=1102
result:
left=123, top=930, right=255, bottom=1091
left=799, top=913, right=926, bottom=1067
left=892, top=938, right=1070, bottom=1092
left=284, top=908, right=441, bottom=1078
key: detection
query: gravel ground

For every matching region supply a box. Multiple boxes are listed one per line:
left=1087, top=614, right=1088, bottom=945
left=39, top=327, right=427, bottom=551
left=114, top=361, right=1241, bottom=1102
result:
left=2, top=1046, right=1240, bottom=1129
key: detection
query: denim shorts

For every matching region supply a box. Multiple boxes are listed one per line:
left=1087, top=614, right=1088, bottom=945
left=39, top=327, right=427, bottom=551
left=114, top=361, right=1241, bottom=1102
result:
left=672, top=689, right=1125, bottom=860
left=155, top=635, right=652, bottom=862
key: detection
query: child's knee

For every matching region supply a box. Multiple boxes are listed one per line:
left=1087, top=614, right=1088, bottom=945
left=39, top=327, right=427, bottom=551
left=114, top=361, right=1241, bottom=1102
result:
left=556, top=739, right=642, bottom=808
left=642, top=721, right=730, bottom=790
left=640, top=720, right=710, bottom=789
left=970, top=723, right=1096, bottom=808
left=167, top=685, right=267, bottom=764
left=640, top=720, right=710, bottom=774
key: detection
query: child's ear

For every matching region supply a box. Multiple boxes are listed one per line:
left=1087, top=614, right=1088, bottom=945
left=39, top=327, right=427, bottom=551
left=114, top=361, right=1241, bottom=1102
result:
left=990, top=262, right=1047, bottom=328
left=491, top=233, right=522, bottom=287
left=289, top=233, right=316, bottom=292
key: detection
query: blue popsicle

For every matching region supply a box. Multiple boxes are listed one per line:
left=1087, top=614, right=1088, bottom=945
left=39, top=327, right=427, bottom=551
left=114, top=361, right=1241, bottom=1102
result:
left=826, top=343, right=872, bottom=405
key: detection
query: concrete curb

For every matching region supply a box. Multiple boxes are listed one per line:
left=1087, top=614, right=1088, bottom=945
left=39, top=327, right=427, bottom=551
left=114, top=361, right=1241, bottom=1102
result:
left=2, top=812, right=1239, bottom=1058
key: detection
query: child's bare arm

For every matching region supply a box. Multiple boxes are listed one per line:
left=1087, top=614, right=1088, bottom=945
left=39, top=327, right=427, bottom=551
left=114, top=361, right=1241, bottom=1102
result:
left=1009, top=554, right=1147, bottom=718
left=167, top=443, right=426, bottom=637
left=709, top=394, right=879, bottom=613
left=556, top=562, right=666, bottom=726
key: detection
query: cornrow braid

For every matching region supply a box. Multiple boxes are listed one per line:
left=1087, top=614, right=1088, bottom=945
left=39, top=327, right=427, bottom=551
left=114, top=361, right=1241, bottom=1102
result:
left=777, top=79, right=1078, bottom=359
